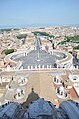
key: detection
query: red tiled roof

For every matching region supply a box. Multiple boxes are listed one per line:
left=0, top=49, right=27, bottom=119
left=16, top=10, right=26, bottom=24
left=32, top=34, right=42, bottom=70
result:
left=69, top=87, right=79, bottom=99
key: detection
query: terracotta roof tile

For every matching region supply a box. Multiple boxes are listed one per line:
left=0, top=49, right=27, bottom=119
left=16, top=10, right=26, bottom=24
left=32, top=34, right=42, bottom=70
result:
left=69, top=87, right=79, bottom=99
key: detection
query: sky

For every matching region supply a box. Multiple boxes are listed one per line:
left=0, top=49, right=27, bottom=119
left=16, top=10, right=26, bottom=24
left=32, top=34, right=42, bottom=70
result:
left=0, top=0, right=79, bottom=28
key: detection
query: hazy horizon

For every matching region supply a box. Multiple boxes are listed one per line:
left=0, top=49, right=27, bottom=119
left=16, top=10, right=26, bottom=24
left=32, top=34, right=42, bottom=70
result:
left=0, top=23, right=79, bottom=29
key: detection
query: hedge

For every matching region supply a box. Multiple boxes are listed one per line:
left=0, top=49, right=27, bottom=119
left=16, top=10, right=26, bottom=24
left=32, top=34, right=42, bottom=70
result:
left=5, top=49, right=14, bottom=55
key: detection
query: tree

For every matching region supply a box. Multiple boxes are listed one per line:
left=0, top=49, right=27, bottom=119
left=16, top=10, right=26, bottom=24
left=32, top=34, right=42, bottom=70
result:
left=5, top=49, right=14, bottom=55
left=17, top=34, right=27, bottom=39
left=74, top=45, right=79, bottom=49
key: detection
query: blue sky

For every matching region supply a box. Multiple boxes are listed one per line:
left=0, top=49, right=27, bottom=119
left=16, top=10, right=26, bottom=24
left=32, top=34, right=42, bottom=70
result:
left=0, top=0, right=79, bottom=27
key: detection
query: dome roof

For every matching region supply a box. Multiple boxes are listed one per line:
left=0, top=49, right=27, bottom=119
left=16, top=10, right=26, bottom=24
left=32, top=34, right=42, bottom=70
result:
left=24, top=98, right=55, bottom=118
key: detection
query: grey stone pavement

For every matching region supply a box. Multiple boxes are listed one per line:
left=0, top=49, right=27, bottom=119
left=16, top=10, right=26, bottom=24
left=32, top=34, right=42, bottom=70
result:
left=12, top=50, right=66, bottom=69
left=11, top=37, right=66, bottom=69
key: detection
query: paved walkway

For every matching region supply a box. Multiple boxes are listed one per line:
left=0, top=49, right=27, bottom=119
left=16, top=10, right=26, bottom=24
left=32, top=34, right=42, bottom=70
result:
left=23, top=72, right=59, bottom=106
left=2, top=72, right=59, bottom=106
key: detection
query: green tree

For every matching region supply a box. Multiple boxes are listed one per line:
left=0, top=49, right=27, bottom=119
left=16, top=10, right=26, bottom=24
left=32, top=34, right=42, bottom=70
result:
left=74, top=45, right=79, bottom=49
left=5, top=49, right=14, bottom=55
left=17, top=34, right=27, bottom=39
